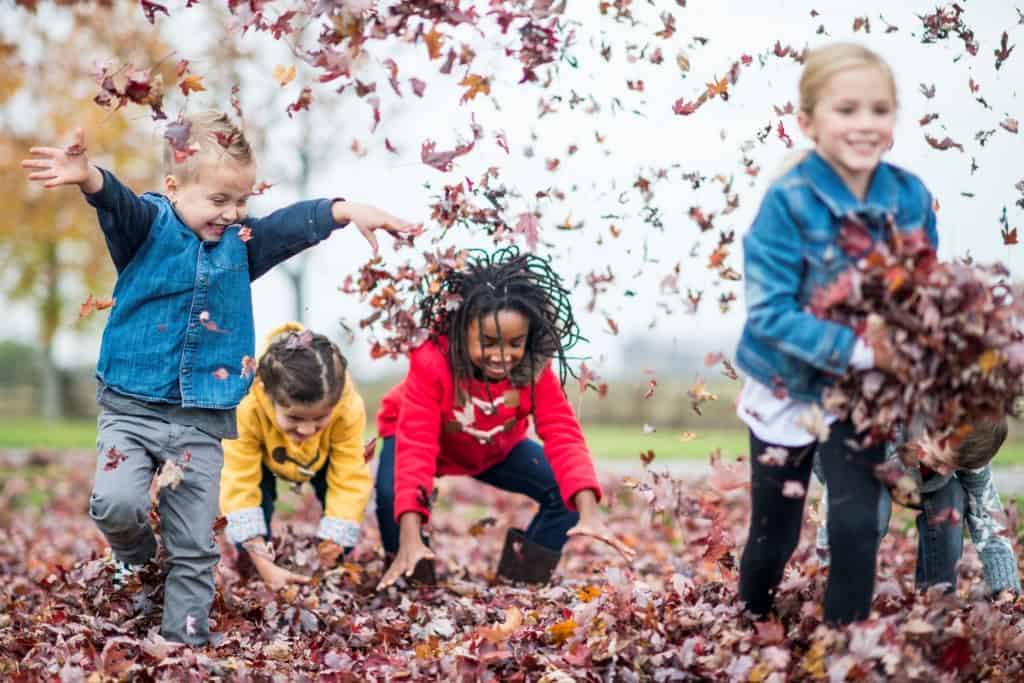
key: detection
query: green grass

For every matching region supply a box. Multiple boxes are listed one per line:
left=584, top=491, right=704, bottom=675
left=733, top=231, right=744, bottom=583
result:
left=0, top=417, right=96, bottom=449
left=581, top=424, right=749, bottom=461
left=4, top=416, right=1024, bottom=468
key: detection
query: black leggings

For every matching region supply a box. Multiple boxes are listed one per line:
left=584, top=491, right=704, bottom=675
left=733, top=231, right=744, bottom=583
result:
left=739, top=419, right=887, bottom=624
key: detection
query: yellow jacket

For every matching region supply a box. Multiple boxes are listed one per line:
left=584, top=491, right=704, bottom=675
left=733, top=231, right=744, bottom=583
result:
left=220, top=322, right=372, bottom=547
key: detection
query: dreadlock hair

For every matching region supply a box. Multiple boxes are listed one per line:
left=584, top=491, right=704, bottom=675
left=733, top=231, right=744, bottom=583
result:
left=418, top=246, right=583, bottom=404
left=258, top=329, right=348, bottom=407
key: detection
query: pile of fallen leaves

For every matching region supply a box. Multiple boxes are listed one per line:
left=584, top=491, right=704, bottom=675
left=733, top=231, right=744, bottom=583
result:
left=811, top=216, right=1024, bottom=459
left=3, top=448, right=1024, bottom=681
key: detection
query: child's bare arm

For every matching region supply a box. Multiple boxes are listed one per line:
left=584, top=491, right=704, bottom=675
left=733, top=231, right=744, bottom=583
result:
left=21, top=128, right=103, bottom=193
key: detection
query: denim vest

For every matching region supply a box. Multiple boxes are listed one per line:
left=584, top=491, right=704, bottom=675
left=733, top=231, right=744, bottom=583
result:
left=735, top=152, right=938, bottom=403
left=97, top=194, right=254, bottom=409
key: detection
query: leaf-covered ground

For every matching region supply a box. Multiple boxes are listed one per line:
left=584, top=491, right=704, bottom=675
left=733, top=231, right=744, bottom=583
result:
left=3, top=450, right=1024, bottom=682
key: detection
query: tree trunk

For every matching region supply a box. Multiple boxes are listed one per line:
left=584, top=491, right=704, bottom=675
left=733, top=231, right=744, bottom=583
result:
left=39, top=242, right=62, bottom=420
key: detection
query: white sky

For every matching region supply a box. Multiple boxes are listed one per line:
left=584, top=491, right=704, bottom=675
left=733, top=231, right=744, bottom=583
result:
left=2, top=0, right=1022, bottom=380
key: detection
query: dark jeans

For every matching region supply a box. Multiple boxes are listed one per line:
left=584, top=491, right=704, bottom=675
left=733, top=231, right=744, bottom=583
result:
left=234, top=463, right=328, bottom=552
left=375, top=436, right=579, bottom=553
left=814, top=456, right=965, bottom=589
left=739, top=419, right=887, bottom=624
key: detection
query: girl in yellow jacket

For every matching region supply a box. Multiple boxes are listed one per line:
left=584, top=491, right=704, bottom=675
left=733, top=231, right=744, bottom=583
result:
left=221, top=323, right=372, bottom=589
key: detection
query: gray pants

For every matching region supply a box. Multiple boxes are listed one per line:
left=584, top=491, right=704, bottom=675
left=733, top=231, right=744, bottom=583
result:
left=90, top=411, right=222, bottom=645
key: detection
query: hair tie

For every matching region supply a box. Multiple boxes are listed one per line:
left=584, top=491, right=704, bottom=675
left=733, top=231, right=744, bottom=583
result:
left=285, top=330, right=314, bottom=350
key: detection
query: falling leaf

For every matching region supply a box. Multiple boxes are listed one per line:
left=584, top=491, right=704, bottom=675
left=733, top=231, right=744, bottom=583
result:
left=155, top=458, right=185, bottom=493
left=994, top=31, right=1015, bottom=70
left=458, top=73, right=490, bottom=103
left=781, top=480, right=806, bottom=499
left=212, top=368, right=229, bottom=380
left=178, top=73, right=205, bottom=96
left=708, top=450, right=749, bottom=492
left=1001, top=118, right=1019, bottom=134
left=272, top=64, right=297, bottom=86
left=78, top=294, right=116, bottom=319
left=467, top=516, right=497, bottom=537
left=513, top=212, right=540, bottom=251
left=679, top=431, right=697, bottom=442
left=640, top=449, right=656, bottom=466
left=139, top=0, right=169, bottom=24
left=796, top=405, right=830, bottom=442
left=104, top=446, right=128, bottom=471
left=758, top=447, right=789, bottom=467
left=237, top=226, right=253, bottom=242
left=423, top=26, right=445, bottom=60
left=362, top=437, right=377, bottom=463
left=643, top=379, right=657, bottom=399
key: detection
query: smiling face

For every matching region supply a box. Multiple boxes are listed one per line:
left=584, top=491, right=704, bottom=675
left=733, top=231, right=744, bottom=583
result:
left=165, top=158, right=257, bottom=242
left=273, top=397, right=336, bottom=444
left=465, top=309, right=530, bottom=381
left=797, top=65, right=897, bottom=200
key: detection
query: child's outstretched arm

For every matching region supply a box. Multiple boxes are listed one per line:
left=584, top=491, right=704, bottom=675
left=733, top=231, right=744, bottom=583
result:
left=21, top=128, right=103, bottom=192
left=21, top=128, right=157, bottom=272
left=244, top=199, right=420, bottom=280
left=958, top=465, right=1021, bottom=595
left=532, top=365, right=634, bottom=561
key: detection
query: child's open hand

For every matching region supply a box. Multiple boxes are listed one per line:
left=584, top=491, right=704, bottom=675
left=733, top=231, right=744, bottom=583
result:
left=253, top=556, right=312, bottom=591
left=377, top=538, right=435, bottom=590
left=21, top=128, right=101, bottom=191
left=567, top=519, right=636, bottom=562
left=332, top=201, right=423, bottom=255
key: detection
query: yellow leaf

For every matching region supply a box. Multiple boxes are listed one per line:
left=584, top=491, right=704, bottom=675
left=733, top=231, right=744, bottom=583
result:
left=705, top=75, right=729, bottom=99
left=978, top=350, right=1002, bottom=375
left=546, top=619, right=577, bottom=645
left=458, top=73, right=490, bottom=103
left=424, top=27, right=445, bottom=60
left=178, top=73, right=206, bottom=96
left=679, top=431, right=697, bottom=442
left=576, top=585, right=602, bottom=603
left=747, top=664, right=770, bottom=683
left=272, top=64, right=296, bottom=87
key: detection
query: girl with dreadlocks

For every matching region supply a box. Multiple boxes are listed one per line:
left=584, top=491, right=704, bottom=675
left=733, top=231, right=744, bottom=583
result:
left=376, top=247, right=634, bottom=589
left=220, top=323, right=372, bottom=589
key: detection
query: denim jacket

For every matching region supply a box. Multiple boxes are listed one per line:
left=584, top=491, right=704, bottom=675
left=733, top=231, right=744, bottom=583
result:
left=87, top=169, right=343, bottom=409
left=735, top=152, right=938, bottom=403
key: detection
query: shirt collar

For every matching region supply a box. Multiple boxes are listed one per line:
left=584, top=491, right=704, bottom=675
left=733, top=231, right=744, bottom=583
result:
left=799, top=151, right=899, bottom=223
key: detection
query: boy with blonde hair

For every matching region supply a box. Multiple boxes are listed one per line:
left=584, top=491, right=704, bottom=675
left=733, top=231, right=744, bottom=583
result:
left=22, top=110, right=415, bottom=645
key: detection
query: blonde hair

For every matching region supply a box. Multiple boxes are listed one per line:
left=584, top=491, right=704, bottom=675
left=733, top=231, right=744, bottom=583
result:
left=163, top=110, right=253, bottom=183
left=774, top=43, right=897, bottom=178
left=799, top=42, right=897, bottom=114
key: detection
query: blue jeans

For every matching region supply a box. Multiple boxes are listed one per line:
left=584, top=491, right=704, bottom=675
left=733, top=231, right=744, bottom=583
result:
left=375, top=436, right=579, bottom=553
left=907, top=477, right=966, bottom=589
left=255, top=462, right=328, bottom=539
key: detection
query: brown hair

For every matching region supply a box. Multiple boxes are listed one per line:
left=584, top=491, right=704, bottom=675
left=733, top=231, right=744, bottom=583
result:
left=955, top=419, right=1009, bottom=470
left=257, top=330, right=348, bottom=407
left=163, top=109, right=253, bottom=183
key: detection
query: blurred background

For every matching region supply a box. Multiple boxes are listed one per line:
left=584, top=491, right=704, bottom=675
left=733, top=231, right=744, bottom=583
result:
left=1, top=0, right=1022, bottom=463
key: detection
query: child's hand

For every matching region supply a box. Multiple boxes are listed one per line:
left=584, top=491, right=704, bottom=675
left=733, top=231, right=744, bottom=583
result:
left=21, top=128, right=103, bottom=192
left=332, top=201, right=422, bottom=255
left=567, top=518, right=636, bottom=562
left=316, top=539, right=345, bottom=567
left=567, top=489, right=635, bottom=562
left=252, top=555, right=312, bottom=591
left=377, top=538, right=435, bottom=590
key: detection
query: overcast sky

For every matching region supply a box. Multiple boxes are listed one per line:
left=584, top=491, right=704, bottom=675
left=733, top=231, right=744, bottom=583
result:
left=3, top=0, right=1022, bottom=380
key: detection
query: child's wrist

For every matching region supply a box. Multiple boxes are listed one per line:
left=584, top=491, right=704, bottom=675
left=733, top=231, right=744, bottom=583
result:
left=81, top=164, right=104, bottom=195
left=330, top=199, right=352, bottom=225
left=573, top=489, right=599, bottom=515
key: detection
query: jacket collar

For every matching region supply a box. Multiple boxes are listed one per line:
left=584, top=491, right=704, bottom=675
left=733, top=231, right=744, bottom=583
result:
left=799, top=151, right=899, bottom=223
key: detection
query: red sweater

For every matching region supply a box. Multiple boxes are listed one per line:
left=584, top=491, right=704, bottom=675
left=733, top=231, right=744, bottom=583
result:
left=377, top=337, right=602, bottom=522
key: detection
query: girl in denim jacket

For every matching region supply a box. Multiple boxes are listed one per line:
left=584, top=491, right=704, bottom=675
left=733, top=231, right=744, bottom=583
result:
left=734, top=43, right=938, bottom=625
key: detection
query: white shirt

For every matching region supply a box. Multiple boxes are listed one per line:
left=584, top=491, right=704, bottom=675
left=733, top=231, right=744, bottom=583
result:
left=736, top=340, right=875, bottom=447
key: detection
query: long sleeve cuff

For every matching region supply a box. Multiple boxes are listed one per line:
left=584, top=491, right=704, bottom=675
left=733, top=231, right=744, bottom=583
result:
left=981, top=545, right=1022, bottom=594
left=316, top=516, right=361, bottom=547
left=225, top=507, right=268, bottom=545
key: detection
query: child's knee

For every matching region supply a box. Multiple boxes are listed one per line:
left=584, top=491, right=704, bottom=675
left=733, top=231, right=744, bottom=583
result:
left=89, top=489, right=148, bottom=533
